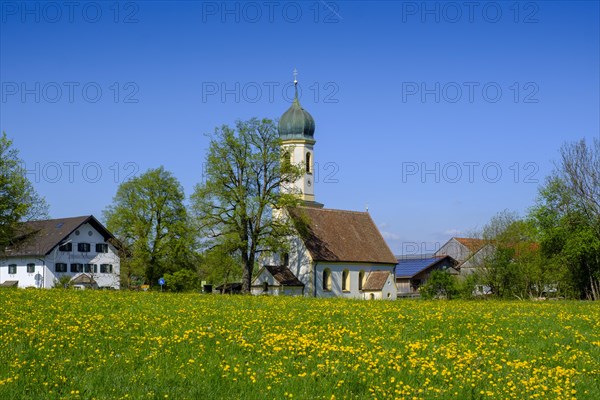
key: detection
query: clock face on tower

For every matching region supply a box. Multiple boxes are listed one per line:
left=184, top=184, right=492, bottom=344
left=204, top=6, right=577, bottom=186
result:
left=307, top=178, right=312, bottom=187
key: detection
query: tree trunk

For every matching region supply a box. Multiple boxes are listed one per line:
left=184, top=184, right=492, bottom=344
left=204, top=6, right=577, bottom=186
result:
left=241, top=252, right=251, bottom=293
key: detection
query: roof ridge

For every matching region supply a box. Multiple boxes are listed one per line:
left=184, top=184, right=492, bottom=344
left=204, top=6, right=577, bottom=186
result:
left=296, top=206, right=368, bottom=215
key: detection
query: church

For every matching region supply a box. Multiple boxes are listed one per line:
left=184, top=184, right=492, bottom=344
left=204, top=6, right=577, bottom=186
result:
left=251, top=77, right=397, bottom=300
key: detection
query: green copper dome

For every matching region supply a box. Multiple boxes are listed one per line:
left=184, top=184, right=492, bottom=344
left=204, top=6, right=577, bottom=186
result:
left=278, top=85, right=315, bottom=140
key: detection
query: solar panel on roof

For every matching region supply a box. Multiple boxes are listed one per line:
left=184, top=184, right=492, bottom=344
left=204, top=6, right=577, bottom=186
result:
left=395, top=257, right=440, bottom=278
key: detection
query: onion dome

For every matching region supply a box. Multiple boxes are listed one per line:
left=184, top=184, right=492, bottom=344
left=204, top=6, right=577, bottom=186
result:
left=278, top=81, right=315, bottom=141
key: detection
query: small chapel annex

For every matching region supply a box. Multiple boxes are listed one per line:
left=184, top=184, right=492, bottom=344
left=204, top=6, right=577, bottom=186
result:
left=251, top=76, right=397, bottom=300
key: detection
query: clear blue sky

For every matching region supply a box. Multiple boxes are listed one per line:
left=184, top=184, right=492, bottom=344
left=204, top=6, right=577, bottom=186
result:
left=1, top=1, right=599, bottom=254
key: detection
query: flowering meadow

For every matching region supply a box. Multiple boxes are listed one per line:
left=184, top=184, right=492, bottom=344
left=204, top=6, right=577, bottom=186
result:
left=0, top=290, right=599, bottom=399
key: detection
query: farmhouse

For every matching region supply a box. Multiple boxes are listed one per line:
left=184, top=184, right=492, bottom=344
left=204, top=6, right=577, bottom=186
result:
left=0, top=215, right=120, bottom=289
left=435, top=237, right=492, bottom=275
left=251, top=77, right=397, bottom=299
left=395, top=255, right=458, bottom=297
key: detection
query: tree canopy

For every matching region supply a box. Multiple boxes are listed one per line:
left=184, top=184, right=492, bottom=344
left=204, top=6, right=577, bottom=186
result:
left=104, top=166, right=196, bottom=287
left=191, top=118, right=304, bottom=293
left=0, top=132, right=48, bottom=252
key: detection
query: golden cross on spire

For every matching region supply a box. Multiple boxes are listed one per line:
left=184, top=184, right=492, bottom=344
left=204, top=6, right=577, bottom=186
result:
left=293, top=68, right=298, bottom=85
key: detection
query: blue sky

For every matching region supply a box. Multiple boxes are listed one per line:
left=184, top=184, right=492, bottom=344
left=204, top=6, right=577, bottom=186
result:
left=1, top=1, right=599, bottom=254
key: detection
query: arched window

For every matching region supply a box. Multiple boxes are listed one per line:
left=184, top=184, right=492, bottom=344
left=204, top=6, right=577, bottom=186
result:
left=358, top=270, right=365, bottom=291
left=305, top=152, right=311, bottom=173
left=282, top=151, right=292, bottom=171
left=323, top=268, right=331, bottom=291
left=369, top=293, right=375, bottom=300
left=342, top=269, right=350, bottom=291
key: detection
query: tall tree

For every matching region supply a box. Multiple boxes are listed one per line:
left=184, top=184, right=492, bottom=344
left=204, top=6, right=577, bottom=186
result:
left=191, top=118, right=303, bottom=293
left=104, top=166, right=195, bottom=287
left=530, top=138, right=600, bottom=299
left=0, top=132, right=49, bottom=252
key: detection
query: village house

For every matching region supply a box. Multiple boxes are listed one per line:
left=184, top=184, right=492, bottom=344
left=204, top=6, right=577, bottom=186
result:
left=251, top=76, right=397, bottom=299
left=435, top=237, right=492, bottom=275
left=0, top=215, right=120, bottom=289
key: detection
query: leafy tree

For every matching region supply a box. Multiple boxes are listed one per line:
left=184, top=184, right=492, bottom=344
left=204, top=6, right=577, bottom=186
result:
left=104, top=166, right=196, bottom=287
left=0, top=132, right=49, bottom=252
left=479, top=210, right=544, bottom=298
left=197, top=247, right=243, bottom=289
left=420, top=270, right=458, bottom=299
left=163, top=269, right=201, bottom=292
left=191, top=118, right=303, bottom=293
left=529, top=138, right=600, bottom=299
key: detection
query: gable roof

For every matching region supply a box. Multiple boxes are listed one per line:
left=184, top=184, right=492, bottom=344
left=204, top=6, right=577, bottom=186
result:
left=453, top=237, right=487, bottom=252
left=264, top=265, right=304, bottom=286
left=395, top=255, right=457, bottom=279
left=362, top=271, right=391, bottom=291
left=288, top=207, right=397, bottom=264
left=5, top=216, right=114, bottom=257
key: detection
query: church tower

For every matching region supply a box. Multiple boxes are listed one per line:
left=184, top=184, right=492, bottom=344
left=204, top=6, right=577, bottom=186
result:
left=278, top=72, right=323, bottom=208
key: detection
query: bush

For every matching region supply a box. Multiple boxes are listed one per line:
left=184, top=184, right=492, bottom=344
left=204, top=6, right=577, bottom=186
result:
left=420, top=270, right=458, bottom=299
left=53, top=275, right=73, bottom=289
left=163, top=269, right=200, bottom=292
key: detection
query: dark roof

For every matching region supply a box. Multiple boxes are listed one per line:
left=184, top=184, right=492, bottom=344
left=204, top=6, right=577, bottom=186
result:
left=362, top=271, right=391, bottom=291
left=5, top=216, right=114, bottom=257
left=395, top=256, right=457, bottom=278
left=264, top=265, right=304, bottom=286
left=288, top=207, right=397, bottom=264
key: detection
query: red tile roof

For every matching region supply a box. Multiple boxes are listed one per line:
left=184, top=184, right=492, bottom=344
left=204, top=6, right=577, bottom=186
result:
left=288, top=207, right=397, bottom=264
left=454, top=237, right=487, bottom=252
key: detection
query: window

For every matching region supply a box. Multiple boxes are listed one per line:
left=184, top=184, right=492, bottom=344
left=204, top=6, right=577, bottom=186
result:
left=8, top=264, right=17, bottom=274
left=100, top=264, right=113, bottom=273
left=93, top=264, right=98, bottom=273
left=282, top=151, right=292, bottom=169
left=78, top=243, right=90, bottom=252
left=322, top=268, right=332, bottom=291
left=342, top=269, right=350, bottom=291
left=263, top=281, right=268, bottom=293
left=55, top=263, right=67, bottom=273
left=27, top=263, right=35, bottom=273
left=95, top=243, right=108, bottom=253
left=70, top=263, right=83, bottom=273
left=358, top=270, right=365, bottom=291
left=59, top=242, right=72, bottom=252
left=84, top=264, right=94, bottom=273
left=283, top=253, right=289, bottom=266
left=305, top=152, right=312, bottom=173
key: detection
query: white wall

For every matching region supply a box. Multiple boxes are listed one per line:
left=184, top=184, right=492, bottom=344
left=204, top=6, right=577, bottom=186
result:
left=314, top=262, right=396, bottom=300
left=0, top=222, right=120, bottom=289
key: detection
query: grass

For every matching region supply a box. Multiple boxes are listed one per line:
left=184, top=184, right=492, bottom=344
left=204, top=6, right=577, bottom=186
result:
left=0, top=289, right=599, bottom=399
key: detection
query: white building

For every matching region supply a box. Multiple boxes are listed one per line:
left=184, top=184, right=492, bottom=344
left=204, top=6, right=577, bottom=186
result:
left=251, top=76, right=397, bottom=299
left=0, top=215, right=120, bottom=289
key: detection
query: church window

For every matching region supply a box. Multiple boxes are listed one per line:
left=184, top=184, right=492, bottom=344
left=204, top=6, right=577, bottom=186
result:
left=305, top=152, right=312, bottom=173
left=27, top=263, right=35, bottom=273
left=342, top=269, right=350, bottom=292
left=358, top=270, right=365, bottom=291
left=263, top=281, right=268, bottom=293
left=283, top=253, right=289, bottom=266
left=282, top=151, right=291, bottom=169
left=323, top=268, right=331, bottom=291
left=8, top=264, right=17, bottom=274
